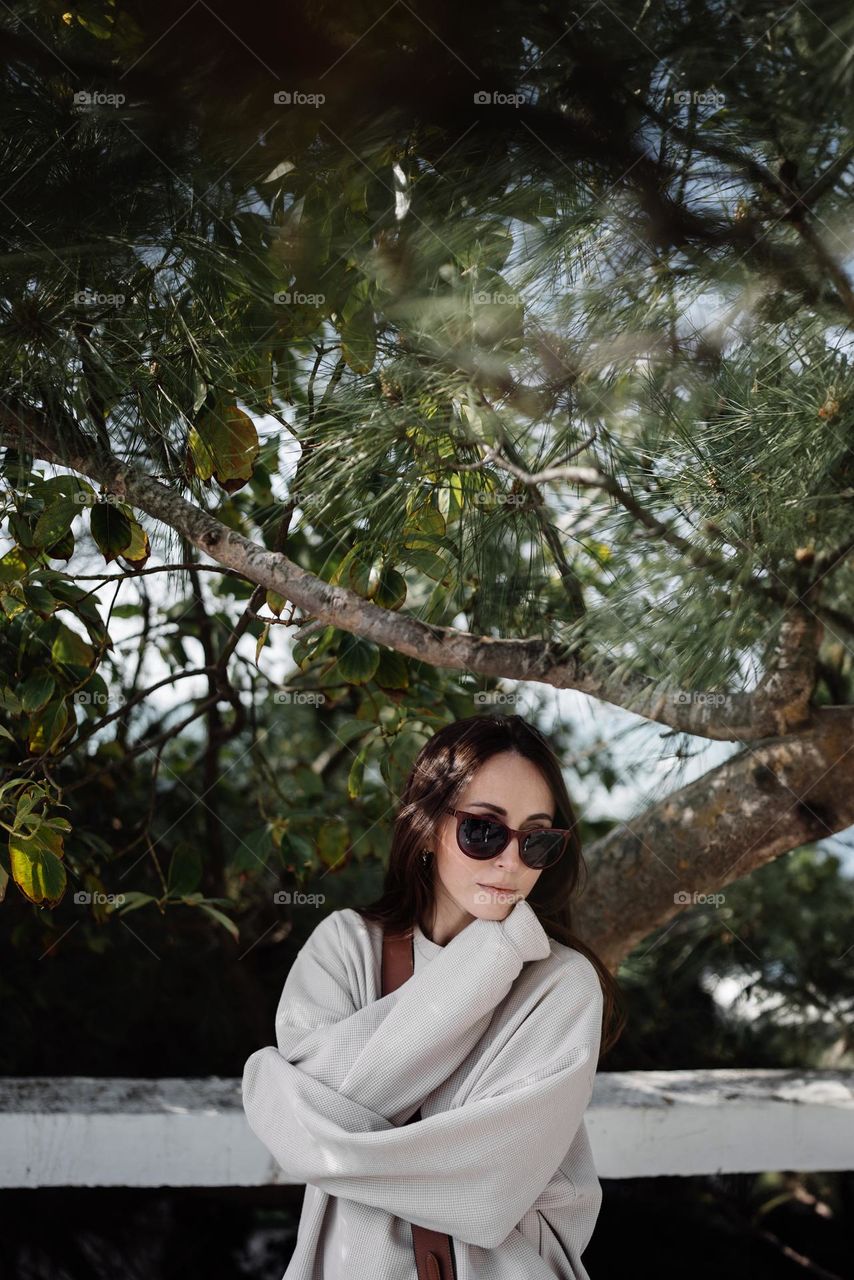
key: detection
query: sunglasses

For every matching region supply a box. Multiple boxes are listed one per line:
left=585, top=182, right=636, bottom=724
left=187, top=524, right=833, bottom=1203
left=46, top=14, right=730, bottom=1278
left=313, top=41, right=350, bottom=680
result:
left=445, top=807, right=571, bottom=870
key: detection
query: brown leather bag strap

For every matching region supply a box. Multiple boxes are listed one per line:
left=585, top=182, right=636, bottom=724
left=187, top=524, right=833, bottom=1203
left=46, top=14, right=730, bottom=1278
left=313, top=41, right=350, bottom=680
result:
left=381, top=927, right=458, bottom=1280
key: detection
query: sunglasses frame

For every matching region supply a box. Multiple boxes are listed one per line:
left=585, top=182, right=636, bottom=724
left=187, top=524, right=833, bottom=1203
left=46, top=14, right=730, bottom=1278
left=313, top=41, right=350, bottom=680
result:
left=445, top=806, right=571, bottom=870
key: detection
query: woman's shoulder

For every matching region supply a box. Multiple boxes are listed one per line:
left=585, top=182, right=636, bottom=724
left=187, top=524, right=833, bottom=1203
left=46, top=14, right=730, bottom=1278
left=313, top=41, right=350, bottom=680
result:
left=541, top=936, right=604, bottom=1011
left=299, top=906, right=367, bottom=944
left=298, top=906, right=379, bottom=962
left=329, top=905, right=376, bottom=937
left=295, top=908, right=379, bottom=984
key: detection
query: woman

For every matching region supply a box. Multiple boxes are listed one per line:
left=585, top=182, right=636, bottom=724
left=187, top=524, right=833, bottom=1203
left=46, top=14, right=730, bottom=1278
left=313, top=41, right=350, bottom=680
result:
left=242, top=712, right=625, bottom=1279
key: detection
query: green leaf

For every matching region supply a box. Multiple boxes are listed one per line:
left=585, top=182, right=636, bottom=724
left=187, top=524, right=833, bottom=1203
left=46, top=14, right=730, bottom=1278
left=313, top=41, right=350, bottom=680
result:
left=0, top=545, right=33, bottom=584
left=50, top=584, right=109, bottom=647
left=45, top=528, right=75, bottom=561
left=8, top=514, right=37, bottom=548
left=115, top=891, right=158, bottom=915
left=119, top=516, right=151, bottom=569
left=167, top=842, right=203, bottom=896
left=374, top=648, right=409, bottom=689
left=328, top=716, right=371, bottom=745
left=33, top=498, right=78, bottom=548
left=0, top=591, right=26, bottom=619
left=229, top=825, right=274, bottom=873
left=347, top=736, right=375, bottom=798
left=398, top=544, right=451, bottom=582
left=348, top=551, right=382, bottom=598
left=291, top=623, right=336, bottom=669
left=188, top=403, right=260, bottom=493
left=0, top=687, right=22, bottom=715
left=73, top=672, right=110, bottom=716
left=22, top=585, right=57, bottom=616
left=90, top=502, right=133, bottom=564
left=266, top=589, right=286, bottom=617
left=51, top=623, right=95, bottom=675
left=19, top=670, right=56, bottom=714
left=197, top=901, right=239, bottom=941
left=27, top=699, right=69, bottom=754
left=336, top=633, right=380, bottom=684
left=14, top=787, right=40, bottom=822
left=373, top=567, right=407, bottom=610
left=32, top=475, right=94, bottom=506
left=404, top=503, right=446, bottom=537
left=329, top=545, right=360, bottom=587
left=9, top=825, right=66, bottom=906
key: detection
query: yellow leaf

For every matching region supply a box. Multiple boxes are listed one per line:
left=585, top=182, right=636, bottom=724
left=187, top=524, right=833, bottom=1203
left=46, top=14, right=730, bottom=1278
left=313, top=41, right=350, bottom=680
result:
left=188, top=404, right=260, bottom=494
left=28, top=699, right=69, bottom=754
left=119, top=518, right=151, bottom=570
left=10, top=826, right=66, bottom=906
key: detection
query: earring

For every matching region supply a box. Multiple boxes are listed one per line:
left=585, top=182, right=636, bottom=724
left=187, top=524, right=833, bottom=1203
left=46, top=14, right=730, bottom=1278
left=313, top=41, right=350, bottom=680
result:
left=420, top=849, right=432, bottom=865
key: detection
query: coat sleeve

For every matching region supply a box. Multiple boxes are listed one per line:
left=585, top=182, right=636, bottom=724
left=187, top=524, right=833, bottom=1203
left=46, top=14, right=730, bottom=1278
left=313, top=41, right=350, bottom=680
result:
left=271, top=898, right=552, bottom=1124
left=242, top=947, right=603, bottom=1251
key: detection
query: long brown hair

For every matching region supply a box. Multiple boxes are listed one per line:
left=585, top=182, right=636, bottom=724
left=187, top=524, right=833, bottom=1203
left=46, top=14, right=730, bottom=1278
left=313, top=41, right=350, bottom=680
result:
left=356, top=712, right=626, bottom=1057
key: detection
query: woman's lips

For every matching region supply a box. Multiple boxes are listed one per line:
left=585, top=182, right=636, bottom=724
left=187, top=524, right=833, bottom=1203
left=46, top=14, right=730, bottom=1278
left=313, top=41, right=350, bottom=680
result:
left=477, top=882, right=515, bottom=893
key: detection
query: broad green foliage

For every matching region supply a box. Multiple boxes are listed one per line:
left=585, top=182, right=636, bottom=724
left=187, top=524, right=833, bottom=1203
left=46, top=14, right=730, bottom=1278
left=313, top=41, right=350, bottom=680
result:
left=2, top=0, right=854, bottom=946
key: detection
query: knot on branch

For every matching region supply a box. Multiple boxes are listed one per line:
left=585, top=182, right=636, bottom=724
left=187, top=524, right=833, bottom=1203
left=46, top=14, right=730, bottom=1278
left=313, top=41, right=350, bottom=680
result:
left=756, top=606, right=823, bottom=732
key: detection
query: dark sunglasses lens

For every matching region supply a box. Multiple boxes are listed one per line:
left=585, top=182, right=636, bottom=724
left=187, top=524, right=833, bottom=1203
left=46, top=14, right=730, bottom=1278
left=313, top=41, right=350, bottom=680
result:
left=522, top=830, right=566, bottom=868
left=458, top=816, right=508, bottom=858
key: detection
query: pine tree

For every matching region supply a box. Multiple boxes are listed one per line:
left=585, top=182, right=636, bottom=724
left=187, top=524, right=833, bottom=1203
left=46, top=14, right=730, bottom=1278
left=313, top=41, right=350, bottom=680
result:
left=1, top=0, right=854, bottom=964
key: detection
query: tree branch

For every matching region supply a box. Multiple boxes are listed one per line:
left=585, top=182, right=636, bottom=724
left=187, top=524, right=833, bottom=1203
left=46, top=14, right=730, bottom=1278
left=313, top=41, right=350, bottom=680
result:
left=576, top=705, right=854, bottom=969
left=0, top=397, right=826, bottom=741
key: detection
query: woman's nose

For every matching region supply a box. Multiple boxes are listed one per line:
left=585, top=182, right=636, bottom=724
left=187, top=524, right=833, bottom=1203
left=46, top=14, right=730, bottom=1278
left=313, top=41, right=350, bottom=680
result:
left=495, top=836, right=524, bottom=867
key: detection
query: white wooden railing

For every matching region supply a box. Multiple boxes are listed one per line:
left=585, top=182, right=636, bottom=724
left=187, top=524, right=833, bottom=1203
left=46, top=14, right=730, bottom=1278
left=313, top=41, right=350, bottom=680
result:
left=2, top=1070, right=852, bottom=1188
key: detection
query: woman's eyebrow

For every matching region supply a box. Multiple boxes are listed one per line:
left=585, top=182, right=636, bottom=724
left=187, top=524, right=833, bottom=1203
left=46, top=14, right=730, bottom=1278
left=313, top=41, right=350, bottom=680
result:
left=466, top=800, right=553, bottom=822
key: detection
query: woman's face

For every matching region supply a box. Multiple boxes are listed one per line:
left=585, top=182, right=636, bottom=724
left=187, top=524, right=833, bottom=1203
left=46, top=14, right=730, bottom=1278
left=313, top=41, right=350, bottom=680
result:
left=430, top=750, right=555, bottom=925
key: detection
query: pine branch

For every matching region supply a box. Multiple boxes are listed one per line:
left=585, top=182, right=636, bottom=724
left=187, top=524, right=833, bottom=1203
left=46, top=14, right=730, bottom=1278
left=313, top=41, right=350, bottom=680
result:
left=0, top=396, right=828, bottom=742
left=452, top=441, right=844, bottom=655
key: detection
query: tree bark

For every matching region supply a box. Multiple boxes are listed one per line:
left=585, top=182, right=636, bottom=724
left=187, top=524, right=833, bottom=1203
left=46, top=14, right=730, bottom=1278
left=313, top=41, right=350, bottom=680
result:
left=577, top=705, right=854, bottom=969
